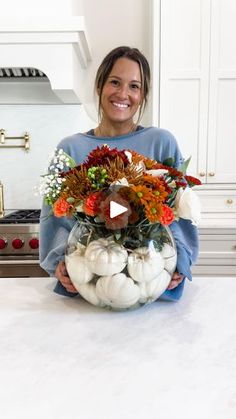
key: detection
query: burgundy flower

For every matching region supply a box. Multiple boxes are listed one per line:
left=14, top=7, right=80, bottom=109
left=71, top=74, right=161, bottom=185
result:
left=85, top=145, right=129, bottom=168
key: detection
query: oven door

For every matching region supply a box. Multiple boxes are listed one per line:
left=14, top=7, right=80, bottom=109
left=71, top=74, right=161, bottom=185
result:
left=0, top=257, right=49, bottom=277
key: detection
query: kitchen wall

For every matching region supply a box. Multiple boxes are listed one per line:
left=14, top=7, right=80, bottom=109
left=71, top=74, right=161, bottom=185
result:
left=82, top=0, right=151, bottom=120
left=0, top=0, right=85, bottom=16
left=0, top=105, right=93, bottom=209
left=0, top=0, right=152, bottom=210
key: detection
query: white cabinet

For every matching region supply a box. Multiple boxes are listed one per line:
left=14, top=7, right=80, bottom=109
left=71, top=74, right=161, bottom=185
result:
left=192, top=227, right=236, bottom=276
left=152, top=0, right=236, bottom=185
left=151, top=0, right=236, bottom=274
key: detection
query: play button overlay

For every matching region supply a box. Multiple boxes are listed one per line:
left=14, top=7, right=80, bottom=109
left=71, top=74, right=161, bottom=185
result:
left=110, top=201, right=128, bottom=218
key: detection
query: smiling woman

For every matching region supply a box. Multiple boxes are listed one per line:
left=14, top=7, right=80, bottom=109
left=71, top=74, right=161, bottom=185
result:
left=94, top=46, right=150, bottom=136
left=96, top=58, right=143, bottom=134
left=39, top=46, right=200, bottom=304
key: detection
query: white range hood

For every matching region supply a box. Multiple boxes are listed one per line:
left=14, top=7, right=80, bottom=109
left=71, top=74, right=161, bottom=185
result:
left=0, top=17, right=91, bottom=104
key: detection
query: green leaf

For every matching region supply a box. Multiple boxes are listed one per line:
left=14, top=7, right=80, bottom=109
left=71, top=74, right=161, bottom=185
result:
left=114, top=232, right=121, bottom=241
left=65, top=153, right=76, bottom=169
left=179, top=156, right=191, bottom=174
left=163, top=157, right=175, bottom=167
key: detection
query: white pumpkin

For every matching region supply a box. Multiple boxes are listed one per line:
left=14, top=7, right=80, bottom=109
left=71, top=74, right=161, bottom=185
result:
left=85, top=237, right=128, bottom=276
left=65, top=243, right=93, bottom=287
left=77, top=282, right=106, bottom=307
left=160, top=243, right=177, bottom=274
left=96, top=273, right=140, bottom=309
left=127, top=247, right=164, bottom=283
left=139, top=270, right=171, bottom=303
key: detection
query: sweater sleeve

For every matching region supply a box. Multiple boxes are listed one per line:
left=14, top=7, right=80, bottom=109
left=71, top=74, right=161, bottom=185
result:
left=39, top=202, right=75, bottom=275
left=159, top=218, right=199, bottom=301
left=39, top=202, right=79, bottom=296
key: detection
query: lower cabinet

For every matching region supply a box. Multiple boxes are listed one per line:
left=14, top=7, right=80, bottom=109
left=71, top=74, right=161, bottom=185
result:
left=192, top=228, right=236, bottom=276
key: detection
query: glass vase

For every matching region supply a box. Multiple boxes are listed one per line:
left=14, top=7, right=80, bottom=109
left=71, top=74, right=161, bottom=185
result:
left=65, top=220, right=177, bottom=311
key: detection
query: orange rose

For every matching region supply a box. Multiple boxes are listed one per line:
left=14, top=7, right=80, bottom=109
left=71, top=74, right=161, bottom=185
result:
left=83, top=191, right=105, bottom=216
left=53, top=198, right=71, bottom=217
left=159, top=205, right=175, bottom=226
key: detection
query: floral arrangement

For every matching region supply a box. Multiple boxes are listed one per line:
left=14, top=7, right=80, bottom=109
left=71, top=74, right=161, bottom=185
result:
left=39, top=145, right=201, bottom=310
left=40, top=144, right=201, bottom=229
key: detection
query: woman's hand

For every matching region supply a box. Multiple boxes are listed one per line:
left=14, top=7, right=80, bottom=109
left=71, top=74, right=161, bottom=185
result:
left=167, top=271, right=184, bottom=290
left=55, top=261, right=78, bottom=293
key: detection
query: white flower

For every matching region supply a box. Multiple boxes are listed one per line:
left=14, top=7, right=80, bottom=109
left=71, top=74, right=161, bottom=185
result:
left=145, top=169, right=169, bottom=177
left=76, top=202, right=84, bottom=212
left=175, top=187, right=201, bottom=226
left=124, top=150, right=132, bottom=163
left=168, top=180, right=176, bottom=188
left=111, top=177, right=129, bottom=186
left=109, top=177, right=129, bottom=191
left=136, top=160, right=146, bottom=172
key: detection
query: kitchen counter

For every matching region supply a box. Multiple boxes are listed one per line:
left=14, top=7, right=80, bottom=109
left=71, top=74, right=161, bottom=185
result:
left=0, top=276, right=236, bottom=419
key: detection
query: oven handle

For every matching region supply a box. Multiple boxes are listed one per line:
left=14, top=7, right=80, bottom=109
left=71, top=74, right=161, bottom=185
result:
left=0, top=259, right=40, bottom=265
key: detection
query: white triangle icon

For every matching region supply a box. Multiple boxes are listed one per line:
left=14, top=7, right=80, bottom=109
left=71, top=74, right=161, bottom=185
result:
left=110, top=201, right=128, bottom=218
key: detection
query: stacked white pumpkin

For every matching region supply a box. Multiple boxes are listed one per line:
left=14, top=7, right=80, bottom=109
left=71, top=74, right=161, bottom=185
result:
left=65, top=236, right=177, bottom=310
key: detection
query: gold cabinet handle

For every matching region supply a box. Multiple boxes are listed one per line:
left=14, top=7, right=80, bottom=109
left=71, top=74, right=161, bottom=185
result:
left=199, top=172, right=206, bottom=177
left=208, top=172, right=215, bottom=176
left=227, top=199, right=233, bottom=204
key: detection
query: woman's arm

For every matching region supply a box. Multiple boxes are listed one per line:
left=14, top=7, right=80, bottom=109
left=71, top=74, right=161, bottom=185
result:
left=39, top=201, right=78, bottom=296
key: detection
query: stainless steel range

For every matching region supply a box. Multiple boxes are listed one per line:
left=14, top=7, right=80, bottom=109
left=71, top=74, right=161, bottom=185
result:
left=0, top=209, right=48, bottom=277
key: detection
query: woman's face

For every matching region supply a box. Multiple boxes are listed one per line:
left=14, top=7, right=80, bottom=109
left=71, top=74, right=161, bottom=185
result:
left=100, top=57, right=143, bottom=125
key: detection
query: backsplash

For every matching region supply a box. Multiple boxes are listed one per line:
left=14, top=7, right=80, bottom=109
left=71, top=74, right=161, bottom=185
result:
left=0, top=104, right=93, bottom=209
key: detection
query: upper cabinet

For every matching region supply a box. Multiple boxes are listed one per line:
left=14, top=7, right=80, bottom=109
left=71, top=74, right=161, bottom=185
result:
left=153, top=0, right=236, bottom=185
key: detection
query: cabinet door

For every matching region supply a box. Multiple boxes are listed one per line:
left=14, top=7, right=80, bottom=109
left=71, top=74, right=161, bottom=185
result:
left=158, top=0, right=210, bottom=181
left=207, top=0, right=236, bottom=183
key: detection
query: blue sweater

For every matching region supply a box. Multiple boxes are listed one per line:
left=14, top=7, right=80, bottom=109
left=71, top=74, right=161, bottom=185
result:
left=39, top=127, right=199, bottom=301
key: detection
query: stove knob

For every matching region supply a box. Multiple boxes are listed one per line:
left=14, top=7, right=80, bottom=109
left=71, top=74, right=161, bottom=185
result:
left=29, top=238, right=39, bottom=249
left=0, top=238, right=7, bottom=249
left=12, top=238, right=24, bottom=249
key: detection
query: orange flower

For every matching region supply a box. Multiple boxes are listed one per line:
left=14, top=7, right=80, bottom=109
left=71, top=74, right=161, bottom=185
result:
left=144, top=201, right=163, bottom=223
left=131, top=185, right=152, bottom=204
left=118, top=186, right=137, bottom=203
left=159, top=205, right=175, bottom=226
left=142, top=175, right=169, bottom=202
left=53, top=198, right=72, bottom=217
left=128, top=149, right=156, bottom=168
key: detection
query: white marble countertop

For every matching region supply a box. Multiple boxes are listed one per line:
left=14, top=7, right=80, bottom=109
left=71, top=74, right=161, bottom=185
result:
left=0, top=276, right=236, bottom=419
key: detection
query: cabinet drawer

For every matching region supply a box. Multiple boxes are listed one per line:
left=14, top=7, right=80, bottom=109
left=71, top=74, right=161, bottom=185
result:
left=198, top=193, right=236, bottom=213
left=192, top=264, right=236, bottom=276
left=198, top=235, right=236, bottom=259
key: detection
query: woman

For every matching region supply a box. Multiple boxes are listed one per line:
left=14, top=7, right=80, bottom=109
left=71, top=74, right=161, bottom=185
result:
left=40, top=46, right=199, bottom=301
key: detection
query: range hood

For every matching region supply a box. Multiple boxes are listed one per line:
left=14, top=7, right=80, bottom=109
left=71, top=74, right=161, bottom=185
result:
left=0, top=17, right=91, bottom=104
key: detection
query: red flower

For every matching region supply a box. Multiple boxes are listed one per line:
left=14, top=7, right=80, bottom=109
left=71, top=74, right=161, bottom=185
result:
left=53, top=198, right=72, bottom=217
left=99, top=192, right=132, bottom=230
left=159, top=205, right=175, bottom=226
left=175, top=180, right=188, bottom=188
left=83, top=191, right=105, bottom=216
left=185, top=175, right=202, bottom=186
left=151, top=163, right=183, bottom=178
